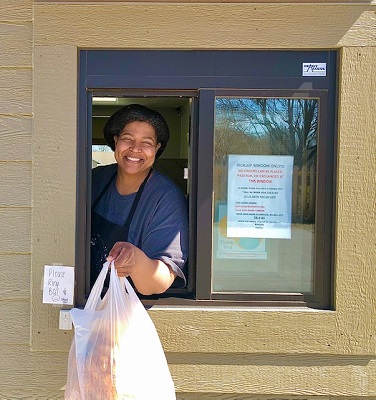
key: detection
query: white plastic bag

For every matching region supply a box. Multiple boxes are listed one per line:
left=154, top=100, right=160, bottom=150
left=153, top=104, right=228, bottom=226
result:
left=65, top=261, right=176, bottom=400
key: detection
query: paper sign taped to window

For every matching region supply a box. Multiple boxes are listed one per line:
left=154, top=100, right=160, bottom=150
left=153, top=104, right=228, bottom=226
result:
left=227, top=154, right=294, bottom=239
left=42, top=265, right=74, bottom=305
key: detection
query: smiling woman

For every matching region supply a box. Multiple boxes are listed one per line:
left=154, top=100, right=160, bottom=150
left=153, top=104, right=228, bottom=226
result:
left=113, top=121, right=161, bottom=194
left=90, top=104, right=189, bottom=295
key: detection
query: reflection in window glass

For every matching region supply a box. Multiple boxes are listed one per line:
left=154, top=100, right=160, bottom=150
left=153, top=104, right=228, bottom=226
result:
left=213, top=97, right=318, bottom=294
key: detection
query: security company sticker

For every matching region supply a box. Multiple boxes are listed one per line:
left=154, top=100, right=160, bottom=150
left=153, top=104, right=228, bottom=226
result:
left=302, top=63, right=327, bottom=77
left=43, top=265, right=74, bottom=305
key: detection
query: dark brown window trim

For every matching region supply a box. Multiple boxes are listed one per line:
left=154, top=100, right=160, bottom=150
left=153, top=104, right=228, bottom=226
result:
left=77, top=50, right=337, bottom=309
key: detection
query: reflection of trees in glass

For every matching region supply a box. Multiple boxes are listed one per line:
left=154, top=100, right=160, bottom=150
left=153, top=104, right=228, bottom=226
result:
left=214, top=97, right=318, bottom=223
left=215, top=97, right=318, bottom=167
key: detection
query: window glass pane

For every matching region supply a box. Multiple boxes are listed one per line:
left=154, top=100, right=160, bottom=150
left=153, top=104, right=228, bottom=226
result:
left=213, top=97, right=318, bottom=294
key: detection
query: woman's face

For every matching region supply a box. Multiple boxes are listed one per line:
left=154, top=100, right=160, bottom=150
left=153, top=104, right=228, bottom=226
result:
left=114, top=121, right=161, bottom=178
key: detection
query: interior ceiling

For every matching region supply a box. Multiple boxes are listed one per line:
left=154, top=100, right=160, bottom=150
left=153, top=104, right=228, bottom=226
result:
left=92, top=96, right=189, bottom=106
left=92, top=96, right=190, bottom=117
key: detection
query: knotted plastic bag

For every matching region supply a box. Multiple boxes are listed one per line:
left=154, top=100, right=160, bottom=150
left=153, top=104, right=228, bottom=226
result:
left=65, top=261, right=176, bottom=400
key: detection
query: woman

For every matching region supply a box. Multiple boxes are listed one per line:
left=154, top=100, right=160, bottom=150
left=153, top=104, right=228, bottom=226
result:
left=90, top=104, right=188, bottom=295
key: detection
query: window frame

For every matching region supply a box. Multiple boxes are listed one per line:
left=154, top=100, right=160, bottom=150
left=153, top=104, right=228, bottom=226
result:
left=196, top=89, right=333, bottom=309
left=76, top=50, right=338, bottom=309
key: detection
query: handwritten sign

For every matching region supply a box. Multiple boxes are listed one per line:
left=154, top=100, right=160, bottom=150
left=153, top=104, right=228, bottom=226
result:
left=42, top=265, right=74, bottom=305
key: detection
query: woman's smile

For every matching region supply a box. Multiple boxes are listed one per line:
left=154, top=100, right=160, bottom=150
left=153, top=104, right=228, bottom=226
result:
left=125, top=155, right=144, bottom=163
left=114, top=120, right=161, bottom=181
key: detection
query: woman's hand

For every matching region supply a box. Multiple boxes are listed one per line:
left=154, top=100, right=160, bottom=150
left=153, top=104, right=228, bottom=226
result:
left=106, top=241, right=176, bottom=295
left=106, top=241, right=137, bottom=277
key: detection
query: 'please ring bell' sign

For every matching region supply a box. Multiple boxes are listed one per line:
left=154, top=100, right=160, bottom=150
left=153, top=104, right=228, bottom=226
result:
left=42, top=265, right=74, bottom=305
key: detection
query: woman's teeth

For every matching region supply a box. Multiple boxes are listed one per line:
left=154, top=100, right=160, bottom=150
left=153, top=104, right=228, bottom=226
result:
left=126, top=156, right=141, bottom=162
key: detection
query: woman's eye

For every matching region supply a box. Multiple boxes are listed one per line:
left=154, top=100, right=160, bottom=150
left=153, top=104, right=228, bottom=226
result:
left=142, top=142, right=153, bottom=147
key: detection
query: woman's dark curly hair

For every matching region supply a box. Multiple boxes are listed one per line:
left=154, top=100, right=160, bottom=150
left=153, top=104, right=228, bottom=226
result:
left=103, top=104, right=170, bottom=159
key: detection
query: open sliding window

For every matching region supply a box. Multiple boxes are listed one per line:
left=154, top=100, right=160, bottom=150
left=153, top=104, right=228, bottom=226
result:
left=76, top=50, right=337, bottom=308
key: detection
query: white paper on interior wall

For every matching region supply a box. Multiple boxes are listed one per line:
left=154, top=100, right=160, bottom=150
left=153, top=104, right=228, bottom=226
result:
left=302, top=63, right=327, bottom=76
left=216, top=204, right=267, bottom=260
left=42, top=265, right=75, bottom=305
left=227, top=155, right=294, bottom=239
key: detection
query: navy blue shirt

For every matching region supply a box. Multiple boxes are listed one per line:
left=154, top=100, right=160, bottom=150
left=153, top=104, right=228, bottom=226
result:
left=92, top=164, right=188, bottom=283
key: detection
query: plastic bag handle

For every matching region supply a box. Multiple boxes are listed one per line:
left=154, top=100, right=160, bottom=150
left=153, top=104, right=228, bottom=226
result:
left=86, top=261, right=137, bottom=311
left=122, top=275, right=138, bottom=301
left=84, top=261, right=110, bottom=310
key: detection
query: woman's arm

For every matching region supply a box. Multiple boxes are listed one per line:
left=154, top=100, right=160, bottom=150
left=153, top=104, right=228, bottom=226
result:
left=107, top=241, right=176, bottom=295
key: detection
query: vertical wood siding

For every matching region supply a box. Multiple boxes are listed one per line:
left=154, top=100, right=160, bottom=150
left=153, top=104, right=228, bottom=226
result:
left=0, top=1, right=45, bottom=398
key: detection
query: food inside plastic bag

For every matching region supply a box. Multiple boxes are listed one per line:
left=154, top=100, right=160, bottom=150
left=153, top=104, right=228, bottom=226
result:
left=65, top=262, right=176, bottom=400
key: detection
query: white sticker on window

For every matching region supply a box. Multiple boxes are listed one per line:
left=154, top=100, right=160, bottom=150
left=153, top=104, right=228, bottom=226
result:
left=302, top=63, right=327, bottom=77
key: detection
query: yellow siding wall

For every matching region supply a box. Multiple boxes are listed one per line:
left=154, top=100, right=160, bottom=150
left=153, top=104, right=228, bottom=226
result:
left=0, top=1, right=375, bottom=399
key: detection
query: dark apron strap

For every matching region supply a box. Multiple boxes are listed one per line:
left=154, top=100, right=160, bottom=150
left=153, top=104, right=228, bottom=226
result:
left=92, top=171, right=117, bottom=210
left=92, top=167, right=153, bottom=241
left=123, top=167, right=153, bottom=239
